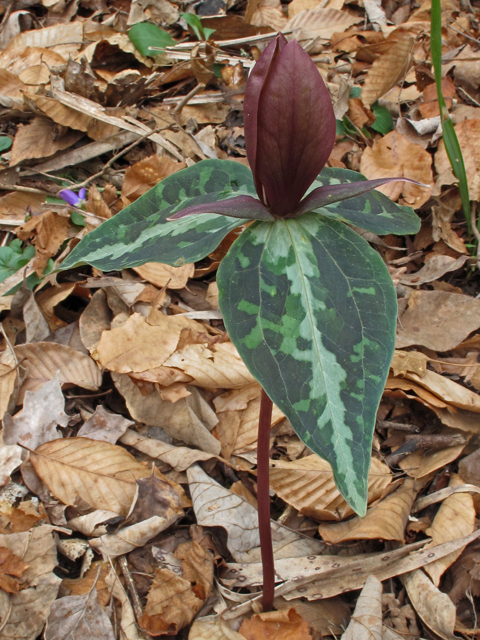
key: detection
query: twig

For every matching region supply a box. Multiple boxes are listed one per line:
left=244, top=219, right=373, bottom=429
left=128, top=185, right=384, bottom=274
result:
left=0, top=183, right=52, bottom=195
left=173, top=83, right=206, bottom=117
left=448, top=24, right=480, bottom=45
left=257, top=388, right=274, bottom=612
left=73, top=126, right=165, bottom=191
left=376, top=419, right=420, bottom=433
left=118, top=555, right=144, bottom=622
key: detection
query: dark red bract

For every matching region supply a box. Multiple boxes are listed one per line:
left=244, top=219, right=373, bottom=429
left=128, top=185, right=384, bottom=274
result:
left=243, top=34, right=336, bottom=219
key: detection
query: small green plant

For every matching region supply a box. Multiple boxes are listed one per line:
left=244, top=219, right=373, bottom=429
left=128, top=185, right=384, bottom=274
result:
left=127, top=22, right=175, bottom=58
left=60, top=34, right=420, bottom=609
left=431, top=0, right=470, bottom=230
left=0, top=239, right=34, bottom=283
left=180, top=13, right=216, bottom=41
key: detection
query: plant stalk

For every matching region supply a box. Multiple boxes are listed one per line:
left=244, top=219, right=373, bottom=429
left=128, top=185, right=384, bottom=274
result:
left=258, top=388, right=274, bottom=612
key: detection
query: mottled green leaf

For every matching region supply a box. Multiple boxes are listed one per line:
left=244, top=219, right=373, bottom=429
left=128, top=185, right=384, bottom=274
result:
left=218, top=214, right=397, bottom=515
left=309, top=167, right=420, bottom=236
left=59, top=160, right=252, bottom=272
left=0, top=240, right=34, bottom=283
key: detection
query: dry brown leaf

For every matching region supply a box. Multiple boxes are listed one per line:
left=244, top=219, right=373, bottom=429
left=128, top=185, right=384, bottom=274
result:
left=404, top=368, right=480, bottom=413
left=288, top=0, right=331, bottom=18
left=86, top=184, right=111, bottom=219
left=435, top=118, right=480, bottom=200
left=285, top=8, right=362, bottom=42
left=269, top=456, right=391, bottom=521
left=120, top=429, right=218, bottom=472
left=31, top=95, right=93, bottom=132
left=10, top=118, right=83, bottom=166
left=66, top=510, right=120, bottom=537
left=0, top=336, right=18, bottom=421
left=361, top=31, right=415, bottom=106
left=2, top=22, right=83, bottom=56
left=341, top=575, right=382, bottom=640
left=0, top=191, right=45, bottom=222
left=29, top=437, right=164, bottom=515
left=189, top=616, right=247, bottom=640
left=275, top=597, right=350, bottom=638
left=93, top=312, right=181, bottom=374
left=15, top=341, right=101, bottom=399
left=403, top=570, right=456, bottom=640
left=359, top=131, right=432, bottom=208
left=61, top=562, right=110, bottom=607
left=391, top=350, right=428, bottom=377
left=423, top=473, right=475, bottom=585
left=17, top=210, right=70, bottom=276
left=112, top=373, right=221, bottom=454
left=163, top=342, right=256, bottom=389
left=3, top=374, right=68, bottom=450
left=36, top=283, right=76, bottom=331
left=44, top=588, right=115, bottom=640
left=245, top=0, right=287, bottom=30
left=79, top=289, right=111, bottom=354
left=0, top=500, right=43, bottom=534
left=0, top=525, right=62, bottom=640
left=122, top=155, right=186, bottom=202
left=77, top=405, right=134, bottom=444
left=318, top=479, right=417, bottom=543
left=133, top=261, right=194, bottom=290
left=240, top=608, right=312, bottom=640
left=0, top=442, right=22, bottom=487
left=213, top=383, right=284, bottom=458
left=90, top=515, right=180, bottom=559
left=128, top=470, right=185, bottom=525
left=18, top=63, right=50, bottom=86
left=399, top=444, right=467, bottom=479
left=0, top=68, right=26, bottom=97
left=398, top=253, right=468, bottom=286
left=0, top=547, right=29, bottom=593
left=396, top=290, right=480, bottom=351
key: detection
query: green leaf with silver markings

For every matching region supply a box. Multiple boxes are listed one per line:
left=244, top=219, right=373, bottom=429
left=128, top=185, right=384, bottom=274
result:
left=217, top=213, right=397, bottom=515
left=309, top=167, right=420, bottom=236
left=59, top=160, right=252, bottom=272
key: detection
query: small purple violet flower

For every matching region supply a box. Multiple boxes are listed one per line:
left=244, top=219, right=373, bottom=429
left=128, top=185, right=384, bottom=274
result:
left=59, top=187, right=86, bottom=208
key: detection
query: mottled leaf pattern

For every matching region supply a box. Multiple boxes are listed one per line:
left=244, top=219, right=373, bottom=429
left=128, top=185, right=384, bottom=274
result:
left=308, top=167, right=421, bottom=235
left=60, top=160, right=251, bottom=272
left=217, top=214, right=397, bottom=514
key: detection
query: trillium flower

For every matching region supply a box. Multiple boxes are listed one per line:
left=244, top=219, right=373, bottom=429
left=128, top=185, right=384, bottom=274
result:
left=168, top=34, right=421, bottom=222
left=59, top=187, right=87, bottom=208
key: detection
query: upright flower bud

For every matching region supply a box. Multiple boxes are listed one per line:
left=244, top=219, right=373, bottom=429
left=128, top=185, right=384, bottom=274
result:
left=243, top=34, right=336, bottom=218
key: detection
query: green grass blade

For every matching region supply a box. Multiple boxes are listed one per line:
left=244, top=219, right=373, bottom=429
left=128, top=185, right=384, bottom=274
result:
left=431, top=0, right=470, bottom=230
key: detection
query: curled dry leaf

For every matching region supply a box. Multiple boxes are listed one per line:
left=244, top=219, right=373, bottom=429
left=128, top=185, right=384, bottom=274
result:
left=341, top=575, right=382, bottom=640
left=361, top=31, right=414, bottom=107
left=360, top=131, right=432, bottom=208
left=435, top=118, right=480, bottom=200
left=269, top=455, right=391, bottom=521
left=423, top=473, right=475, bottom=586
left=187, top=464, right=323, bottom=563
left=403, top=570, right=457, bottom=640
left=16, top=210, right=70, bottom=277
left=30, top=437, right=186, bottom=515
left=113, top=373, right=221, bottom=455
left=15, top=342, right=102, bottom=400
left=133, top=261, right=194, bottom=290
left=90, top=515, right=180, bottom=559
left=44, top=588, right=115, bottom=640
left=318, top=478, right=417, bottom=543
left=3, top=374, right=68, bottom=450
left=140, top=541, right=213, bottom=636
left=0, top=525, right=62, bottom=640
left=240, top=608, right=312, bottom=640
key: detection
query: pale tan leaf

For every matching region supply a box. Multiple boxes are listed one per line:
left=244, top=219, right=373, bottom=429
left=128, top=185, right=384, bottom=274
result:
left=341, top=575, right=382, bottom=640
left=396, top=290, right=480, bottom=351
left=0, top=69, right=26, bottom=97
left=398, top=253, right=468, bottom=286
left=45, top=589, right=115, bottom=640
left=79, top=289, right=111, bottom=355
left=90, top=515, right=180, bottom=559
left=285, top=8, right=362, bottom=41
left=23, top=292, right=50, bottom=343
left=105, top=567, right=143, bottom=640
left=93, top=312, right=181, bottom=374
left=435, top=118, right=480, bottom=199
left=77, top=406, right=133, bottom=444
left=391, top=350, right=428, bottom=378
left=15, top=342, right=101, bottom=400
left=245, top=0, right=287, bottom=30
left=288, top=0, right=329, bottom=19
left=3, top=22, right=83, bottom=54
left=0, top=525, right=62, bottom=640
left=0, top=191, right=45, bottom=223
left=0, top=343, right=17, bottom=421
left=399, top=445, right=466, bottom=479
left=423, top=474, right=475, bottom=585
left=163, top=342, right=256, bottom=389
left=18, top=63, right=50, bottom=85
left=361, top=32, right=414, bottom=106
left=120, top=429, right=218, bottom=472
left=30, top=437, right=159, bottom=515
left=318, top=479, right=417, bottom=543
left=67, top=510, right=120, bottom=537
left=359, top=131, right=432, bottom=208
left=269, top=456, right=391, bottom=521
left=189, top=616, right=247, bottom=640
left=10, top=118, right=83, bottom=165
left=112, top=373, right=221, bottom=455
left=133, top=262, right=194, bottom=290
left=31, top=95, right=93, bottom=132
left=404, top=369, right=480, bottom=413
left=403, top=570, right=456, bottom=640
left=0, top=441, right=22, bottom=486
left=187, top=464, right=323, bottom=563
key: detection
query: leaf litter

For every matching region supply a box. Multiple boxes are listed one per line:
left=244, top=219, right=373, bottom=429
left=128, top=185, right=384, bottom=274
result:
left=0, top=0, right=480, bottom=638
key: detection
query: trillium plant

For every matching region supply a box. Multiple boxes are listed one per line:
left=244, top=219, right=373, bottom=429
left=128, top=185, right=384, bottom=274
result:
left=62, top=34, right=421, bottom=610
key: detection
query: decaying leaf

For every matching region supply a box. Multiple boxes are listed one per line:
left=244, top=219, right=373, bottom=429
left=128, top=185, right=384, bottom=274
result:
left=45, top=588, right=115, bottom=640
left=240, top=608, right=312, bottom=640
left=341, top=575, right=382, bottom=640
left=16, top=210, right=70, bottom=276
left=189, top=616, right=247, bottom=640
left=132, top=261, right=194, bottom=290
left=77, top=405, right=134, bottom=444
left=404, top=570, right=457, bottom=640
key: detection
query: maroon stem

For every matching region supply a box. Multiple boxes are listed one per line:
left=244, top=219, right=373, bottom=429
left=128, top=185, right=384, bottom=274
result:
left=258, top=388, right=274, bottom=612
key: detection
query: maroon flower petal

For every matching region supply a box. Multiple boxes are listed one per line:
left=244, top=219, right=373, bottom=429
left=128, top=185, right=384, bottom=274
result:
left=166, top=195, right=274, bottom=221
left=244, top=35, right=336, bottom=218
left=294, top=177, right=426, bottom=216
